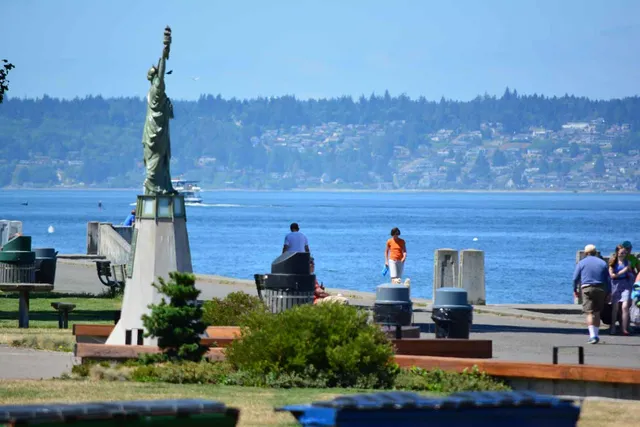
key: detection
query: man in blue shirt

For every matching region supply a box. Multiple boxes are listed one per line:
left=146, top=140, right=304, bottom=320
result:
left=123, top=210, right=136, bottom=226
left=573, top=244, right=611, bottom=344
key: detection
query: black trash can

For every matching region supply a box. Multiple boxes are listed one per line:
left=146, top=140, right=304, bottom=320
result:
left=373, top=284, right=413, bottom=326
left=34, top=247, right=58, bottom=285
left=260, top=252, right=315, bottom=313
left=432, top=288, right=472, bottom=339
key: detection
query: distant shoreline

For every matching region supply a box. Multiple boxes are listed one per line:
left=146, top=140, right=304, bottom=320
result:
left=2, top=186, right=639, bottom=194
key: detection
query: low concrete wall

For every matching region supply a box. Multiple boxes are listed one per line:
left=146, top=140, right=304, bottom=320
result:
left=459, top=249, right=486, bottom=305
left=433, top=249, right=458, bottom=300
left=508, top=377, right=640, bottom=400
left=86, top=221, right=100, bottom=255
left=433, top=248, right=486, bottom=305
left=112, top=226, right=133, bottom=245
left=96, top=223, right=131, bottom=265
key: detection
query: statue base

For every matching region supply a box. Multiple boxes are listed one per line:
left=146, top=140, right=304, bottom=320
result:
left=106, top=194, right=192, bottom=346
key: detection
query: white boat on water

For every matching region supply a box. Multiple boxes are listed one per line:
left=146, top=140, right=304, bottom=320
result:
left=171, top=178, right=203, bottom=204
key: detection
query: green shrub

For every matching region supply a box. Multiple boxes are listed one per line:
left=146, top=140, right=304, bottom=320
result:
left=71, top=364, right=91, bottom=378
left=202, top=292, right=268, bottom=326
left=142, top=272, right=207, bottom=362
left=394, top=367, right=511, bottom=393
left=225, top=303, right=398, bottom=388
left=130, top=361, right=233, bottom=384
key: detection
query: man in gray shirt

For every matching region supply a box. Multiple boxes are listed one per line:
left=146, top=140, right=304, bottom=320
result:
left=573, top=244, right=611, bottom=344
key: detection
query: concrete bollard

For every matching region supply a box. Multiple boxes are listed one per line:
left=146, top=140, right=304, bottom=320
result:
left=86, top=221, right=100, bottom=255
left=433, top=248, right=458, bottom=300
left=459, top=249, right=486, bottom=305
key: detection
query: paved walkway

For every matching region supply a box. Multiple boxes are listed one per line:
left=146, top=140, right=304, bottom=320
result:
left=0, top=346, right=75, bottom=379
left=0, top=259, right=637, bottom=380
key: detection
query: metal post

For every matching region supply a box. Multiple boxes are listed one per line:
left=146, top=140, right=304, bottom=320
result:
left=58, top=311, right=64, bottom=329
left=553, top=346, right=585, bottom=365
left=18, top=290, right=29, bottom=328
left=63, top=310, right=69, bottom=329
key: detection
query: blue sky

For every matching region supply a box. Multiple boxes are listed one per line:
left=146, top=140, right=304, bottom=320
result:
left=3, top=0, right=640, bottom=101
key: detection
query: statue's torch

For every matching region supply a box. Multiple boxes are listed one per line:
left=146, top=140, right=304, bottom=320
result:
left=163, top=26, right=172, bottom=60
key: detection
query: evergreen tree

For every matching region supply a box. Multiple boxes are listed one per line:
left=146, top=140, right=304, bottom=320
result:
left=142, top=272, right=207, bottom=362
left=594, top=156, right=606, bottom=176
left=472, top=152, right=491, bottom=177
left=491, top=149, right=508, bottom=167
left=0, top=59, right=14, bottom=103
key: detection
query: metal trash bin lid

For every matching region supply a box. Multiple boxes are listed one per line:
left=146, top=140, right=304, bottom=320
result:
left=376, top=284, right=410, bottom=303
left=433, top=288, right=471, bottom=308
left=277, top=391, right=580, bottom=426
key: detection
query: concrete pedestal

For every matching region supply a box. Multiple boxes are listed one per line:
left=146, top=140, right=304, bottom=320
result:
left=106, top=195, right=192, bottom=346
left=459, top=249, right=486, bottom=305
left=432, top=248, right=458, bottom=300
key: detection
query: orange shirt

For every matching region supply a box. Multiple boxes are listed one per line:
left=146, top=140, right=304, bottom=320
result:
left=386, top=237, right=406, bottom=261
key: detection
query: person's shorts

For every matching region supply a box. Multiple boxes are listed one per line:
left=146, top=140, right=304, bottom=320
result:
left=582, top=285, right=606, bottom=314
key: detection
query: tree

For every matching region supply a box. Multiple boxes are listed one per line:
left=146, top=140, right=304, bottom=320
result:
left=472, top=152, right=490, bottom=177
left=491, top=149, right=507, bottom=167
left=569, top=143, right=580, bottom=158
left=538, top=159, right=549, bottom=175
left=0, top=59, right=15, bottom=103
left=142, top=272, right=207, bottom=362
left=594, top=156, right=605, bottom=176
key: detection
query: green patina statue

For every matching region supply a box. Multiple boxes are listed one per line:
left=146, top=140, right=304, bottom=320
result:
left=142, top=26, right=177, bottom=195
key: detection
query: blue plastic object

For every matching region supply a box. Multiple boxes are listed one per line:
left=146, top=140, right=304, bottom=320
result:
left=381, top=265, right=389, bottom=276
left=277, top=391, right=581, bottom=427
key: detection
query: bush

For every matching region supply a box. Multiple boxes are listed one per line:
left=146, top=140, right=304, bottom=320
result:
left=225, top=303, right=398, bottom=388
left=130, top=361, right=233, bottom=384
left=394, top=367, right=511, bottom=393
left=202, top=292, right=268, bottom=326
left=141, top=272, right=207, bottom=362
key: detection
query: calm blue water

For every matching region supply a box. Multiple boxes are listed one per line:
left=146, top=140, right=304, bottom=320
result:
left=1, top=190, right=639, bottom=304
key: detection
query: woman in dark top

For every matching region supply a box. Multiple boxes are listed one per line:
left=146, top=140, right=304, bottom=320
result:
left=608, top=244, right=634, bottom=335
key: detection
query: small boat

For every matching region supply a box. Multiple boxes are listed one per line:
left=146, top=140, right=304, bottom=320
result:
left=171, top=178, right=203, bottom=204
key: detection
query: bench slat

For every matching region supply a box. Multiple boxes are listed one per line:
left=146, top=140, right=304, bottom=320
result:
left=392, top=339, right=492, bottom=359
left=394, top=355, right=640, bottom=385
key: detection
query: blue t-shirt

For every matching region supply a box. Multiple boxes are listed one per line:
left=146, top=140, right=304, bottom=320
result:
left=123, top=213, right=135, bottom=226
left=573, top=255, right=611, bottom=292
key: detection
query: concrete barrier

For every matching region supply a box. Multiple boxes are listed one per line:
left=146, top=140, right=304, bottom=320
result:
left=97, top=223, right=131, bottom=265
left=86, top=221, right=100, bottom=255
left=433, top=248, right=458, bottom=300
left=459, top=249, right=486, bottom=305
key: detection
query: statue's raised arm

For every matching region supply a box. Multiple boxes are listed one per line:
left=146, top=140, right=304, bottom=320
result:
left=141, top=26, right=176, bottom=196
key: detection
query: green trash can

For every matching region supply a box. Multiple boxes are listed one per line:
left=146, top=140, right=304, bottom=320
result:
left=0, top=399, right=240, bottom=426
left=34, top=247, right=58, bottom=285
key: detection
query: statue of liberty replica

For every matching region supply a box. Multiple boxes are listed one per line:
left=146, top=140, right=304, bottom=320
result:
left=142, top=26, right=177, bottom=195
left=107, top=26, right=193, bottom=347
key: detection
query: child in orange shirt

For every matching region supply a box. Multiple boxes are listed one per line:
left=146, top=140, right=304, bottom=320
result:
left=385, top=227, right=407, bottom=280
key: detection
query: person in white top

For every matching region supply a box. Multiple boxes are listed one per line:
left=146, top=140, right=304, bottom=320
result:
left=283, top=222, right=310, bottom=253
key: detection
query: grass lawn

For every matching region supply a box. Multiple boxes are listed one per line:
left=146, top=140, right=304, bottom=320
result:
left=0, top=380, right=638, bottom=427
left=0, top=292, right=121, bottom=351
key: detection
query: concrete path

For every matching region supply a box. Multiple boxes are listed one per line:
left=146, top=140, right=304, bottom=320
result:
left=0, top=346, right=75, bottom=379
left=0, top=258, right=637, bottom=380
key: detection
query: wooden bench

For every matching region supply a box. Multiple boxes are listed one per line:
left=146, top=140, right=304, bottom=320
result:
left=72, top=325, right=243, bottom=346
left=73, top=324, right=491, bottom=358
left=394, top=355, right=640, bottom=385
left=393, top=339, right=492, bottom=359
left=95, top=261, right=126, bottom=289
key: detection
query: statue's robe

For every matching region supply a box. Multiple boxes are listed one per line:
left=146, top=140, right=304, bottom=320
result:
left=142, top=59, right=175, bottom=195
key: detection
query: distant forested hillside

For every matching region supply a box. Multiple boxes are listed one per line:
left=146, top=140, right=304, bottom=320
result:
left=1, top=89, right=639, bottom=190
